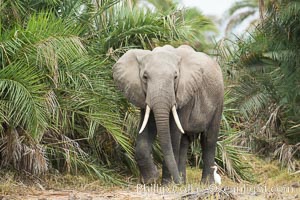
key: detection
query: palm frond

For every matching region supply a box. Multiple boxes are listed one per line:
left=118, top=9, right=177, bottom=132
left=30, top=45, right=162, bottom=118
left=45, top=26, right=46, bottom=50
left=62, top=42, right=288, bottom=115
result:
left=147, top=0, right=175, bottom=12
left=0, top=127, right=22, bottom=168
left=216, top=133, right=253, bottom=182
left=44, top=131, right=123, bottom=184
left=0, top=127, right=48, bottom=175
left=227, top=0, right=258, bottom=15
left=218, top=0, right=300, bottom=173
left=274, top=142, right=300, bottom=172
left=0, top=0, right=220, bottom=183
left=0, top=63, right=49, bottom=140
left=225, top=10, right=257, bottom=37
left=233, top=79, right=271, bottom=119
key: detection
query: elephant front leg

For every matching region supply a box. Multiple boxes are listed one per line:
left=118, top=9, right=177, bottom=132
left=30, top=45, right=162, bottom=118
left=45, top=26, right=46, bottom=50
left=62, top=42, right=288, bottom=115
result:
left=135, top=112, right=159, bottom=184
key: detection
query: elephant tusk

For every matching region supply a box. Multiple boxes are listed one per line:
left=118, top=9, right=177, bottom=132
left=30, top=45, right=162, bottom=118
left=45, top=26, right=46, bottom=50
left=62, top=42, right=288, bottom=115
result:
left=139, top=105, right=151, bottom=134
left=172, top=106, right=185, bottom=134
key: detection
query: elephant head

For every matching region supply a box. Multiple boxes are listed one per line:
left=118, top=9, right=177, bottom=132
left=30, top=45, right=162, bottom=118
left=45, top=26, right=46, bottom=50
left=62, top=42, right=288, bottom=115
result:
left=113, top=45, right=205, bottom=183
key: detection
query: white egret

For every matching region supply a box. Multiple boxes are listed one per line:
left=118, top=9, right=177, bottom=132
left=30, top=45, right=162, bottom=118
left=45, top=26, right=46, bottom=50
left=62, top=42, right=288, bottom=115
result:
left=211, top=166, right=221, bottom=185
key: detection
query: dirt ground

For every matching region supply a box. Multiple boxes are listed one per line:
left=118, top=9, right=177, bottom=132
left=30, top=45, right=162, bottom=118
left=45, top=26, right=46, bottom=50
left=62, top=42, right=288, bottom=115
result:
left=2, top=183, right=299, bottom=200
left=1, top=158, right=299, bottom=200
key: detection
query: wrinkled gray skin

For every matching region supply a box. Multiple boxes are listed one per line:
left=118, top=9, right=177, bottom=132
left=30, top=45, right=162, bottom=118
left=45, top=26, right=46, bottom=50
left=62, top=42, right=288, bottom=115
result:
left=113, top=45, right=224, bottom=184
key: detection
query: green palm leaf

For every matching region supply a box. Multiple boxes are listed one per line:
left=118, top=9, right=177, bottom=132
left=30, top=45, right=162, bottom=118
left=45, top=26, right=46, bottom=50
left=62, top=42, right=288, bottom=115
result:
left=0, top=63, right=49, bottom=140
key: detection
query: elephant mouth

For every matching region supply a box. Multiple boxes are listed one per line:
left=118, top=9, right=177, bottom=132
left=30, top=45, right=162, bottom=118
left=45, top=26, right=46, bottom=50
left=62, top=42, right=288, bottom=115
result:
left=139, top=104, right=185, bottom=134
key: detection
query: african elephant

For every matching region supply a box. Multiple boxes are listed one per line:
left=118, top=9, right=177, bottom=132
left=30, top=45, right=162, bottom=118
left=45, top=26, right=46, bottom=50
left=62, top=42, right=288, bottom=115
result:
left=113, top=45, right=224, bottom=184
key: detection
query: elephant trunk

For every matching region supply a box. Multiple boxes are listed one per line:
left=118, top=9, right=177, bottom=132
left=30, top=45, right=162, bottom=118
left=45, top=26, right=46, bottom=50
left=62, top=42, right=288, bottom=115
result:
left=152, top=101, right=181, bottom=183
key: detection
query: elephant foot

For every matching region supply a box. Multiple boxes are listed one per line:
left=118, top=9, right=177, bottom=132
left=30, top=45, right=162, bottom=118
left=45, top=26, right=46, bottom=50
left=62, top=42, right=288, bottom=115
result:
left=161, top=177, right=172, bottom=185
left=162, top=177, right=183, bottom=185
left=200, top=174, right=214, bottom=185
left=140, top=166, right=159, bottom=184
left=162, top=175, right=183, bottom=185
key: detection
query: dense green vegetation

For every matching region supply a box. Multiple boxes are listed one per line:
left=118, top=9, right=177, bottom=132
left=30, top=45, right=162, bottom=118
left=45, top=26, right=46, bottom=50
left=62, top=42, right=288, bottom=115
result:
left=0, top=0, right=217, bottom=184
left=0, top=0, right=298, bottom=185
left=218, top=0, right=300, bottom=172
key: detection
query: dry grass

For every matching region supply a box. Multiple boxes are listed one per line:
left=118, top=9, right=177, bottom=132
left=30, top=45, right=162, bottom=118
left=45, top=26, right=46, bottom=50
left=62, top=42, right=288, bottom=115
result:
left=0, top=171, right=112, bottom=196
left=185, top=154, right=299, bottom=188
left=245, top=155, right=299, bottom=186
left=0, top=155, right=299, bottom=199
left=0, top=172, right=25, bottom=195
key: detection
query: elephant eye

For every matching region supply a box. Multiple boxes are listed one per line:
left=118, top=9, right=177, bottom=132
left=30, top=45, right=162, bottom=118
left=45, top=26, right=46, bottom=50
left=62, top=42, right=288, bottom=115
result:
left=143, top=74, right=148, bottom=80
left=174, top=72, right=178, bottom=79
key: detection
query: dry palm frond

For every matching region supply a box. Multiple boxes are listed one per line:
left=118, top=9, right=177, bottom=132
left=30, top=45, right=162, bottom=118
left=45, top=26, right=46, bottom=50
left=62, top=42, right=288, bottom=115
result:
left=43, top=131, right=123, bottom=184
left=274, top=142, right=300, bottom=172
left=259, top=105, right=281, bottom=139
left=0, top=127, right=48, bottom=175
left=0, top=127, right=22, bottom=168
left=21, top=144, right=48, bottom=175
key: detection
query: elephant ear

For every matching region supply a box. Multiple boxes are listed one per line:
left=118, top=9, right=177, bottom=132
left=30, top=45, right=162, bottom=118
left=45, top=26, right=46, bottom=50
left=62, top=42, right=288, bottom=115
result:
left=113, top=49, right=150, bottom=108
left=175, top=45, right=206, bottom=108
